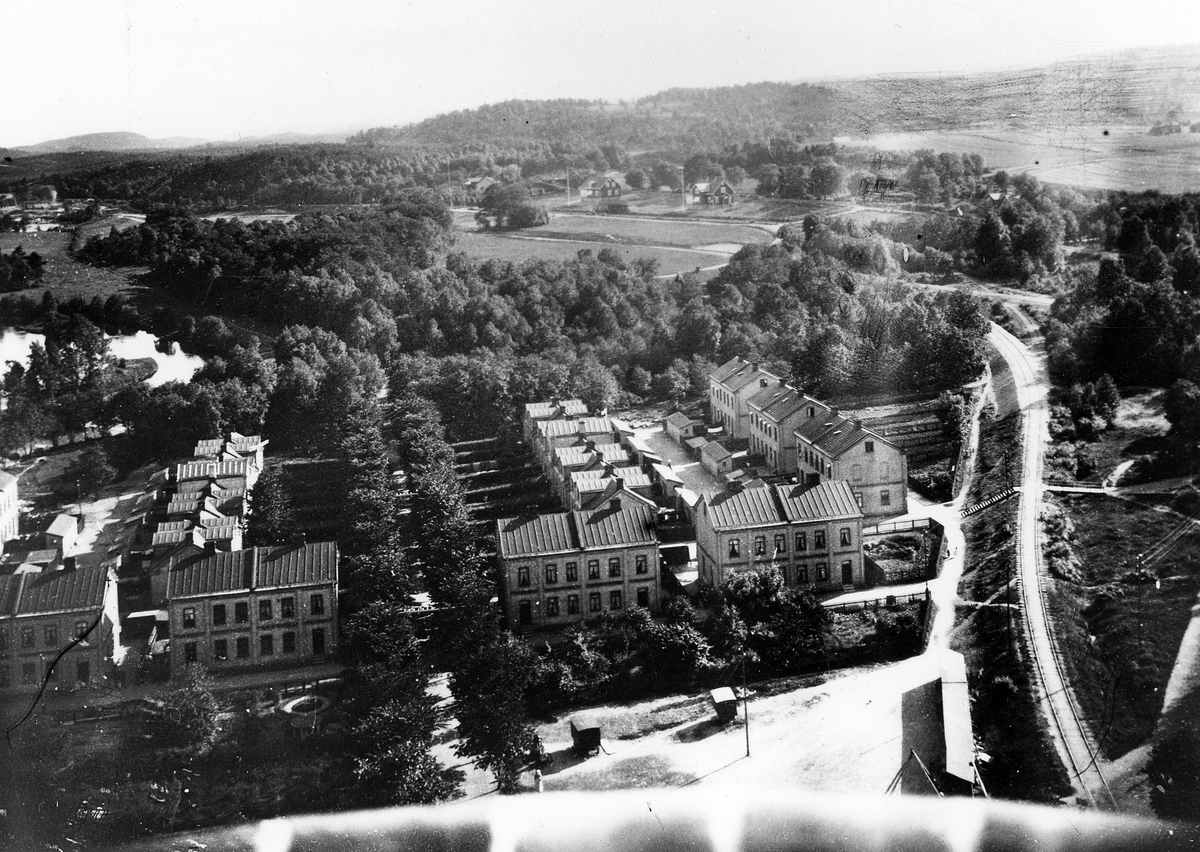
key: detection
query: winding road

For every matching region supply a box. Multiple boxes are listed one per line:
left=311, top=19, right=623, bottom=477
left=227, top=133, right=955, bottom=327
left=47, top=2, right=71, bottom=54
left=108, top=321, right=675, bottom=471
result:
left=988, top=321, right=1117, bottom=809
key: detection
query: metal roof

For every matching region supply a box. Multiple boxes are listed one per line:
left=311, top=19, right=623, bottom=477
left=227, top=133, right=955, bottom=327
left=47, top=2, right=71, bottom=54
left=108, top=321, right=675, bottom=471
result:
left=0, top=573, right=22, bottom=616
left=0, top=470, right=16, bottom=489
left=795, top=413, right=894, bottom=459
left=537, top=416, right=618, bottom=441
left=497, top=513, right=576, bottom=558
left=748, top=383, right=829, bottom=424
left=572, top=470, right=652, bottom=492
left=578, top=482, right=656, bottom=512
left=940, top=649, right=976, bottom=784
left=710, top=356, right=780, bottom=394
left=18, top=565, right=108, bottom=614
left=175, top=458, right=254, bottom=482
left=704, top=486, right=785, bottom=530
left=776, top=481, right=862, bottom=522
left=166, top=542, right=338, bottom=599
left=573, top=503, right=656, bottom=549
left=525, top=399, right=588, bottom=420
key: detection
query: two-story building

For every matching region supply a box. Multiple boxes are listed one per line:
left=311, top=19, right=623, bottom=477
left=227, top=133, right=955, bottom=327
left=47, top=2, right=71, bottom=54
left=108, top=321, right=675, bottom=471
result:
left=795, top=413, right=908, bottom=518
left=708, top=357, right=780, bottom=439
left=571, top=470, right=656, bottom=511
left=688, top=179, right=736, bottom=206
left=164, top=541, right=338, bottom=677
left=747, top=381, right=831, bottom=472
left=0, top=470, right=19, bottom=557
left=553, top=442, right=636, bottom=506
left=533, top=416, right=623, bottom=477
left=579, top=176, right=622, bottom=200
left=0, top=564, right=120, bottom=692
left=496, top=500, right=660, bottom=630
left=695, top=480, right=864, bottom=591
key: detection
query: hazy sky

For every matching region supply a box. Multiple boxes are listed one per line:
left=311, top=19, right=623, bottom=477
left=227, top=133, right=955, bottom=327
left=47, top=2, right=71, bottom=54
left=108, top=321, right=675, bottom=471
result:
left=3, top=0, right=1197, bottom=147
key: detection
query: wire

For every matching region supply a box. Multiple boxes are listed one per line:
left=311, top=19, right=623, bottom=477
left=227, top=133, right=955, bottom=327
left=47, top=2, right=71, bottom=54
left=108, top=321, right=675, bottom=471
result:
left=4, top=607, right=104, bottom=744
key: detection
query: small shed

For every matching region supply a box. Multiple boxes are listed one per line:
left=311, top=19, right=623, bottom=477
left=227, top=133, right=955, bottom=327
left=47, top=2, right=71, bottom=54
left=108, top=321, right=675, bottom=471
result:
left=570, top=714, right=602, bottom=756
left=701, top=442, right=734, bottom=477
left=710, top=687, right=738, bottom=723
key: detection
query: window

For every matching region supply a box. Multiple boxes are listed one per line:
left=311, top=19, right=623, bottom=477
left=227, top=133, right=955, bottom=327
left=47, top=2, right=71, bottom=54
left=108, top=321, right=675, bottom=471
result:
left=312, top=627, right=326, bottom=656
left=796, top=566, right=809, bottom=584
left=545, top=564, right=558, bottom=584
left=728, top=539, right=741, bottom=558
left=851, top=464, right=863, bottom=482
left=589, top=592, right=602, bottom=613
left=754, top=536, right=766, bottom=555
left=21, top=627, right=34, bottom=648
left=182, top=608, right=196, bottom=629
left=260, top=600, right=273, bottom=621
left=774, top=534, right=786, bottom=553
left=865, top=441, right=875, bottom=453
left=566, top=562, right=578, bottom=582
left=546, top=597, right=560, bottom=617
left=214, top=639, right=228, bottom=660
left=281, top=597, right=295, bottom=619
left=637, top=587, right=650, bottom=608
left=261, top=635, right=274, bottom=656
left=635, top=555, right=648, bottom=574
left=236, top=637, right=250, bottom=658
left=212, top=603, right=227, bottom=626
left=807, top=406, right=815, bottom=417
left=235, top=602, right=249, bottom=624
left=881, top=462, right=890, bottom=479
left=840, top=527, right=851, bottom=547
left=567, top=594, right=580, bottom=615
left=75, top=620, right=89, bottom=638
left=588, top=560, right=601, bottom=580
left=0, top=666, right=9, bottom=688
left=184, top=642, right=197, bottom=664
left=795, top=532, right=807, bottom=552
left=283, top=632, right=296, bottom=654
left=816, top=563, right=828, bottom=581
left=44, top=625, right=58, bottom=647
left=881, top=489, right=891, bottom=507
left=853, top=491, right=864, bottom=509
left=0, top=631, right=6, bottom=654
left=609, top=590, right=623, bottom=611
left=76, top=660, right=90, bottom=684
left=814, top=530, right=826, bottom=550
left=517, top=566, right=531, bottom=587
left=22, top=663, right=36, bottom=685
left=310, top=594, right=325, bottom=616
left=608, top=558, right=621, bottom=578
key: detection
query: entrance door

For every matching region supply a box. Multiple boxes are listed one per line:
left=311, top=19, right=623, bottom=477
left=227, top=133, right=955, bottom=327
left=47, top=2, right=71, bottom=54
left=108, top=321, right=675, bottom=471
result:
left=76, top=660, right=90, bottom=685
left=841, top=561, right=854, bottom=586
left=519, top=600, right=533, bottom=626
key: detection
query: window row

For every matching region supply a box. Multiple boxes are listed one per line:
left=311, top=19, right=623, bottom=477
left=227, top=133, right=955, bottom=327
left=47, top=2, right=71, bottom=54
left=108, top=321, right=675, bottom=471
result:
left=4, top=620, right=93, bottom=652
left=726, top=528, right=851, bottom=558
left=516, top=555, right=649, bottom=587
left=518, top=587, right=651, bottom=623
left=181, top=627, right=327, bottom=664
left=1, top=658, right=92, bottom=687
left=181, top=593, right=326, bottom=629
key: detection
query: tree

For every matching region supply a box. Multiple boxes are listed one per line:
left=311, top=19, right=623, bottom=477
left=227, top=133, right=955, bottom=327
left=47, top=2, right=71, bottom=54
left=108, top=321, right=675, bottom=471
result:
left=624, top=168, right=647, bottom=190
left=809, top=159, right=845, bottom=199
left=755, top=164, right=781, bottom=196
left=1146, top=726, right=1200, bottom=821
left=245, top=466, right=300, bottom=546
left=148, top=666, right=221, bottom=755
left=66, top=445, right=117, bottom=498
left=1165, top=379, right=1200, bottom=441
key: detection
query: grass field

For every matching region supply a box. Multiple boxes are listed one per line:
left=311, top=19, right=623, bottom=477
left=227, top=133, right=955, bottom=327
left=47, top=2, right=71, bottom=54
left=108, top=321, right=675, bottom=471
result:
left=1045, top=492, right=1200, bottom=759
left=452, top=230, right=729, bottom=274
left=534, top=213, right=774, bottom=247
left=0, top=229, right=141, bottom=305
left=845, top=126, right=1200, bottom=193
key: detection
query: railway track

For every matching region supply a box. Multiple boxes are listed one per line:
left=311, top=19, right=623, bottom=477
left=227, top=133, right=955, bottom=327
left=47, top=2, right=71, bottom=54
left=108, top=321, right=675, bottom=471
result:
left=989, top=322, right=1118, bottom=810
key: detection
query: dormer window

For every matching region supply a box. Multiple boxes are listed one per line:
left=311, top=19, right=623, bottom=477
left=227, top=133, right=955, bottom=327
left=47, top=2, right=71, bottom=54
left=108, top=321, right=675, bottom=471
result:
left=865, top=441, right=875, bottom=453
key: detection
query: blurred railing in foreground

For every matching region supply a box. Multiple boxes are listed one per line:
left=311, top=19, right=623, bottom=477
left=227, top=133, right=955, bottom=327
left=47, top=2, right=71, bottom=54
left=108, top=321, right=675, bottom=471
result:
left=114, top=789, right=1196, bottom=852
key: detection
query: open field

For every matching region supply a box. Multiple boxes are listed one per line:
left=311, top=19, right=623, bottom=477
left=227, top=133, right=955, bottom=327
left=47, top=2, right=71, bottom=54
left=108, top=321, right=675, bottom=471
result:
left=1045, top=493, right=1200, bottom=760
left=532, top=213, right=774, bottom=247
left=452, top=230, right=729, bottom=274
left=841, top=126, right=1200, bottom=193
left=0, top=229, right=141, bottom=305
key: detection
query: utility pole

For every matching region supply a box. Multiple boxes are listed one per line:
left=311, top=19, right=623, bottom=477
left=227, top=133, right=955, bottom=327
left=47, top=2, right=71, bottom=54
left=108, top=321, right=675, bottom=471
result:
left=680, top=166, right=686, bottom=213
left=566, top=170, right=571, bottom=207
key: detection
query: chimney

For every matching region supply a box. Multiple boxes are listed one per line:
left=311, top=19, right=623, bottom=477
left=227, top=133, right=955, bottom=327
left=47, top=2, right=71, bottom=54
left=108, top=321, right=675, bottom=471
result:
left=729, top=480, right=745, bottom=494
left=853, top=418, right=863, bottom=430
left=585, top=439, right=596, bottom=453
left=204, top=540, right=218, bottom=555
left=751, top=361, right=760, bottom=372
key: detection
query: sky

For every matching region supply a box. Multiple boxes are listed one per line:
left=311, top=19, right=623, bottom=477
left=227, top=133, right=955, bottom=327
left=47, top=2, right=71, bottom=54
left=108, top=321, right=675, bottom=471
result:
left=2, top=0, right=1198, bottom=147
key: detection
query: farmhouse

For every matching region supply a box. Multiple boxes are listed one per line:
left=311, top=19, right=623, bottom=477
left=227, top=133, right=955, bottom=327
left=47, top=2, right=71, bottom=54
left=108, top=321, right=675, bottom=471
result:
left=688, top=179, right=736, bottom=205
left=708, top=356, right=781, bottom=438
left=747, top=380, right=831, bottom=472
left=496, top=501, right=660, bottom=630
left=164, top=541, right=338, bottom=677
left=795, top=412, right=908, bottom=518
left=579, top=177, right=622, bottom=199
left=463, top=176, right=498, bottom=203
left=695, top=480, right=864, bottom=591
left=0, top=563, right=120, bottom=692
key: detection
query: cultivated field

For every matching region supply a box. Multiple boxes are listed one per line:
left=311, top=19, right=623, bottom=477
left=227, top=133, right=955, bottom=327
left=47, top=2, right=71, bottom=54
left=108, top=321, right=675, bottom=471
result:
left=527, top=213, right=774, bottom=247
left=452, top=230, right=731, bottom=274
left=843, top=126, right=1200, bottom=193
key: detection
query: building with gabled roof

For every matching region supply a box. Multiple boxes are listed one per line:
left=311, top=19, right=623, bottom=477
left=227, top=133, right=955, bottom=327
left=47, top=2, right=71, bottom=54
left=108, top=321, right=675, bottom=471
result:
left=577, top=476, right=657, bottom=512
left=700, top=441, right=734, bottom=477
left=689, top=179, right=736, bottom=206
left=795, top=412, right=907, bottom=518
left=45, top=513, right=80, bottom=559
left=0, top=564, right=120, bottom=692
left=663, top=411, right=706, bottom=443
left=579, top=176, right=622, bottom=200
left=523, top=398, right=590, bottom=443
left=496, top=501, right=660, bottom=630
left=552, top=442, right=636, bottom=506
left=708, top=357, right=781, bottom=438
left=747, top=380, right=832, bottom=472
left=695, top=480, right=864, bottom=591
left=164, top=541, right=338, bottom=676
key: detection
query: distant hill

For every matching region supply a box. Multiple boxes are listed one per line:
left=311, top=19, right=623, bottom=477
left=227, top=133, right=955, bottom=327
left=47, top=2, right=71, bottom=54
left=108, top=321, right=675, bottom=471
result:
left=13, top=131, right=211, bottom=154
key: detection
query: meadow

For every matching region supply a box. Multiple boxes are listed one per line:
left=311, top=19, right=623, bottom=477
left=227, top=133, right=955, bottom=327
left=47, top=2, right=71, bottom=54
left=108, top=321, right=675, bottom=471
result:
left=452, top=229, right=733, bottom=274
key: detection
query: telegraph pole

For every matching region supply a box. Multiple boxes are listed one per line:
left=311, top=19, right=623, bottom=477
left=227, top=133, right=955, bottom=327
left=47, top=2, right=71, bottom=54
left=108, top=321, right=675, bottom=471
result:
left=680, top=166, right=686, bottom=213
left=742, top=651, right=750, bottom=757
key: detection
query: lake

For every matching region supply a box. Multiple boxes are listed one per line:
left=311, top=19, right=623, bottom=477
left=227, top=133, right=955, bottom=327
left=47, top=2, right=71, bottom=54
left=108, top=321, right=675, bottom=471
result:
left=0, top=328, right=205, bottom=386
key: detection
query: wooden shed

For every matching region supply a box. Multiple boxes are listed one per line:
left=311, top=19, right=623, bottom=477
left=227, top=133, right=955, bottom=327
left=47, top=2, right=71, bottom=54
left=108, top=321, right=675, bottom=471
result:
left=710, top=687, right=738, bottom=723
left=570, top=714, right=602, bottom=756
